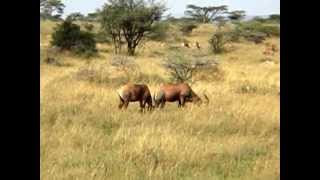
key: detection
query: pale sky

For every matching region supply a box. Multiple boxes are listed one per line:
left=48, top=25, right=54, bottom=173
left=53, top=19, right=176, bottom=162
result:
left=61, top=0, right=280, bottom=18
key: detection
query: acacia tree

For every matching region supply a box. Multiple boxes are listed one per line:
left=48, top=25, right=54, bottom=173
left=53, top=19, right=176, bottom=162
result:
left=100, top=0, right=165, bottom=56
left=40, top=0, right=65, bottom=20
left=228, top=10, right=246, bottom=21
left=67, top=12, right=85, bottom=21
left=100, top=5, right=123, bottom=54
left=184, top=4, right=228, bottom=23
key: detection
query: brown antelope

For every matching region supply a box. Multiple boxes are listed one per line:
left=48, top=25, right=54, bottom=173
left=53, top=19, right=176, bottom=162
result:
left=117, top=83, right=153, bottom=112
left=153, top=83, right=209, bottom=108
left=181, top=42, right=190, bottom=48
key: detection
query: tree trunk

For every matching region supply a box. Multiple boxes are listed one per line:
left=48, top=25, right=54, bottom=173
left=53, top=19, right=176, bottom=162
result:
left=128, top=48, right=135, bottom=56
left=127, top=42, right=136, bottom=56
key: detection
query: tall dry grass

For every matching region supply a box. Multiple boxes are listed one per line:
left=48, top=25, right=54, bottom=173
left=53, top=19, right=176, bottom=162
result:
left=41, top=21, right=279, bottom=180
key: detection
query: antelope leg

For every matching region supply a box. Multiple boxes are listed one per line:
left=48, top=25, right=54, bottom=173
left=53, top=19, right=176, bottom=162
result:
left=180, top=96, right=185, bottom=107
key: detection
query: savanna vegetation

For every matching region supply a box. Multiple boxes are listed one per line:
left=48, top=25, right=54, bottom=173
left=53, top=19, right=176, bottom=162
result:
left=41, top=0, right=280, bottom=179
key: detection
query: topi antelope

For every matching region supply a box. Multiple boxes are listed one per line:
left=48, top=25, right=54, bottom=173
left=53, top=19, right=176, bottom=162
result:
left=181, top=42, right=190, bottom=48
left=153, top=83, right=209, bottom=108
left=117, top=83, right=153, bottom=112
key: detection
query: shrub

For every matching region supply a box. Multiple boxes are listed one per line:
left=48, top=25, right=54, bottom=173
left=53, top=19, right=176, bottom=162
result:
left=148, top=22, right=170, bottom=41
left=51, top=19, right=97, bottom=57
left=256, top=25, right=280, bottom=37
left=71, top=32, right=97, bottom=57
left=229, top=21, right=279, bottom=44
left=180, top=23, right=198, bottom=35
left=50, top=20, right=79, bottom=50
left=163, top=52, right=218, bottom=83
left=209, top=31, right=231, bottom=53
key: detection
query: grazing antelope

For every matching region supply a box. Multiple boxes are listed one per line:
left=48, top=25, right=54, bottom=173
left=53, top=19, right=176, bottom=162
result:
left=117, top=83, right=153, bottom=112
left=181, top=42, right=190, bottom=48
left=153, top=83, right=209, bottom=108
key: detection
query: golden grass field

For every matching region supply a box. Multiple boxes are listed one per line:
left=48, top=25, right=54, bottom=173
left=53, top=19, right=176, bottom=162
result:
left=40, top=20, right=280, bottom=180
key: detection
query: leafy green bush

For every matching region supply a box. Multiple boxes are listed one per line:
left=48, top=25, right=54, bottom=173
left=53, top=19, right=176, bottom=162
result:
left=209, top=31, right=231, bottom=53
left=163, top=52, right=217, bottom=83
left=148, top=22, right=170, bottom=41
left=229, top=21, right=279, bottom=43
left=71, top=32, right=97, bottom=57
left=256, top=25, right=280, bottom=37
left=51, top=19, right=97, bottom=57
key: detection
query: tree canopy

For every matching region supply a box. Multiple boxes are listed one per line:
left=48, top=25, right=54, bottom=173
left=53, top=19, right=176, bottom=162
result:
left=184, top=4, right=228, bottom=23
left=228, top=10, right=246, bottom=21
left=100, top=0, right=166, bottom=56
left=40, top=0, right=65, bottom=20
left=66, top=12, right=85, bottom=21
